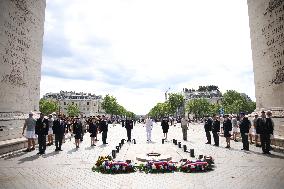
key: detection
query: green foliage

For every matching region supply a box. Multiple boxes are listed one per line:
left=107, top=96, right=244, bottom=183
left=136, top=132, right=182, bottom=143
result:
left=222, top=90, right=256, bottom=114
left=186, top=98, right=211, bottom=118
left=148, top=102, right=170, bottom=119
left=67, top=104, right=80, bottom=117
left=101, top=95, right=119, bottom=115
left=167, top=93, right=184, bottom=115
left=101, top=94, right=136, bottom=118
left=197, top=85, right=219, bottom=92
left=39, top=99, right=59, bottom=115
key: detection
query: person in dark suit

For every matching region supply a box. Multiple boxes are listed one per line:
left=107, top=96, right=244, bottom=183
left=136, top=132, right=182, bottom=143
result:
left=259, top=110, right=274, bottom=154
left=239, top=112, right=251, bottom=151
left=73, top=117, right=82, bottom=148
left=223, top=115, right=232, bottom=148
left=161, top=117, right=169, bottom=139
left=99, top=115, right=108, bottom=144
left=212, top=115, right=220, bottom=146
left=204, top=116, right=213, bottom=144
left=88, top=117, right=98, bottom=146
left=52, top=116, right=65, bottom=151
left=35, top=113, right=49, bottom=155
left=125, top=118, right=134, bottom=142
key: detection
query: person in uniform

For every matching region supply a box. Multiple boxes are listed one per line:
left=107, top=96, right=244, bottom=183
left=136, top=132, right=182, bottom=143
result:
left=99, top=115, right=108, bottom=144
left=181, top=117, right=189, bottom=141
left=239, top=112, right=251, bottom=151
left=161, top=117, right=169, bottom=139
left=73, top=117, right=82, bottom=148
left=52, top=115, right=65, bottom=151
left=223, top=115, right=232, bottom=148
left=35, top=113, right=49, bottom=155
left=204, top=116, right=213, bottom=144
left=212, top=115, right=220, bottom=146
left=125, top=118, right=134, bottom=142
left=22, top=112, right=36, bottom=152
left=145, top=116, right=153, bottom=142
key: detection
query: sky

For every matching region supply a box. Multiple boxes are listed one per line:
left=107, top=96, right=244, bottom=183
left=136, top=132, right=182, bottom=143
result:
left=41, top=0, right=255, bottom=115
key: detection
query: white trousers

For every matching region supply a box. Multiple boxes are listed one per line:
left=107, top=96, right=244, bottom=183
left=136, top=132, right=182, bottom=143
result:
left=146, top=130, right=151, bottom=141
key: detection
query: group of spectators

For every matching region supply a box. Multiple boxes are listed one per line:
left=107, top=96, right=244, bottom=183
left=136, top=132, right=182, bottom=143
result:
left=203, top=110, right=274, bottom=154
left=22, top=112, right=111, bottom=154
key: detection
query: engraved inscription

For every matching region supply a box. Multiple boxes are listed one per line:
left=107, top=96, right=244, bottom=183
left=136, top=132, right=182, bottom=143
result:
left=261, top=0, right=284, bottom=85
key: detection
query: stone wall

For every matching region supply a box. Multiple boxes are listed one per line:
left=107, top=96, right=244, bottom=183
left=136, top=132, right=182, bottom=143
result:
left=247, top=0, right=284, bottom=136
left=0, top=0, right=46, bottom=141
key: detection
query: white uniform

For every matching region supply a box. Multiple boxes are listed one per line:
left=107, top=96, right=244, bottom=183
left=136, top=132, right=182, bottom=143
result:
left=145, top=118, right=153, bottom=141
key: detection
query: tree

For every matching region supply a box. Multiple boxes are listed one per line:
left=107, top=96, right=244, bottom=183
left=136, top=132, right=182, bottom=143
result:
left=167, top=93, right=184, bottom=116
left=67, top=104, right=80, bottom=117
left=222, top=90, right=256, bottom=114
left=186, top=98, right=210, bottom=118
left=148, top=102, right=170, bottom=119
left=39, top=99, right=59, bottom=115
left=101, top=94, right=119, bottom=116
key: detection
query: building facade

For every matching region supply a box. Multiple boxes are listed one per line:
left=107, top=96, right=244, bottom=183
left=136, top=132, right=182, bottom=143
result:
left=43, top=91, right=105, bottom=117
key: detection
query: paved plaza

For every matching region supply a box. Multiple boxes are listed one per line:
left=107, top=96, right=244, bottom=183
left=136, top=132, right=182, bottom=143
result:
left=0, top=123, right=284, bottom=189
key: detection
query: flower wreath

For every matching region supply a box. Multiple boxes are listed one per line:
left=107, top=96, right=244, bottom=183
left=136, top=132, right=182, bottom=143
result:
left=93, top=155, right=214, bottom=174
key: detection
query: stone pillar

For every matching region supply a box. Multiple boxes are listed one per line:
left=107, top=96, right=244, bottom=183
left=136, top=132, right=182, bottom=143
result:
left=0, top=0, right=46, bottom=141
left=247, top=0, right=284, bottom=136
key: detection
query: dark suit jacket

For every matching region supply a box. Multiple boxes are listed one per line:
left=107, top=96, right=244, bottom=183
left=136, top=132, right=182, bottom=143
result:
left=125, top=120, right=133, bottom=130
left=204, top=118, right=212, bottom=132
left=239, top=117, right=251, bottom=133
left=99, top=120, right=108, bottom=132
left=52, top=119, right=65, bottom=135
left=212, top=120, right=220, bottom=132
left=35, top=118, right=49, bottom=135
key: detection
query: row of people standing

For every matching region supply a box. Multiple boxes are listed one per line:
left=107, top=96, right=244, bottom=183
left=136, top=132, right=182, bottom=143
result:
left=203, top=110, right=274, bottom=154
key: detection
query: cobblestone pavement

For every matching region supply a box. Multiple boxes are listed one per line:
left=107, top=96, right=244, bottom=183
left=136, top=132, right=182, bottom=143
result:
left=0, top=123, right=284, bottom=189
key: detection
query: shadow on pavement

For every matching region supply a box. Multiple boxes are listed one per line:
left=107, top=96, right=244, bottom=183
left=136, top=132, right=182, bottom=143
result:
left=18, top=154, right=40, bottom=164
left=85, top=146, right=95, bottom=150
left=97, top=144, right=108, bottom=148
left=3, top=150, right=30, bottom=160
left=67, top=148, right=79, bottom=154
left=42, top=151, right=59, bottom=158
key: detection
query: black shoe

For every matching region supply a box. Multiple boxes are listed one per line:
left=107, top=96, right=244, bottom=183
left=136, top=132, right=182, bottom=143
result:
left=103, top=143, right=108, bottom=144
left=59, top=148, right=63, bottom=151
left=234, top=140, right=238, bottom=142
left=266, top=151, right=271, bottom=154
left=225, top=146, right=230, bottom=148
left=23, top=148, right=31, bottom=152
left=55, top=148, right=59, bottom=151
left=30, top=147, right=35, bottom=151
left=244, top=149, right=249, bottom=151
left=213, top=144, right=219, bottom=146
left=256, top=144, right=261, bottom=147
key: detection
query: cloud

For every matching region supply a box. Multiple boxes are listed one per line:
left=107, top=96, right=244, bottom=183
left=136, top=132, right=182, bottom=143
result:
left=41, top=0, right=255, bottom=115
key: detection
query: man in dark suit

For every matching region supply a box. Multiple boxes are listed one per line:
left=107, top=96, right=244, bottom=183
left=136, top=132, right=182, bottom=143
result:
left=212, top=115, right=220, bottom=146
left=99, top=115, right=108, bottom=144
left=52, top=116, right=65, bottom=151
left=35, top=113, right=49, bottom=155
left=239, top=112, right=251, bottom=151
left=258, top=110, right=274, bottom=154
left=125, top=118, right=133, bottom=142
left=204, top=116, right=213, bottom=144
